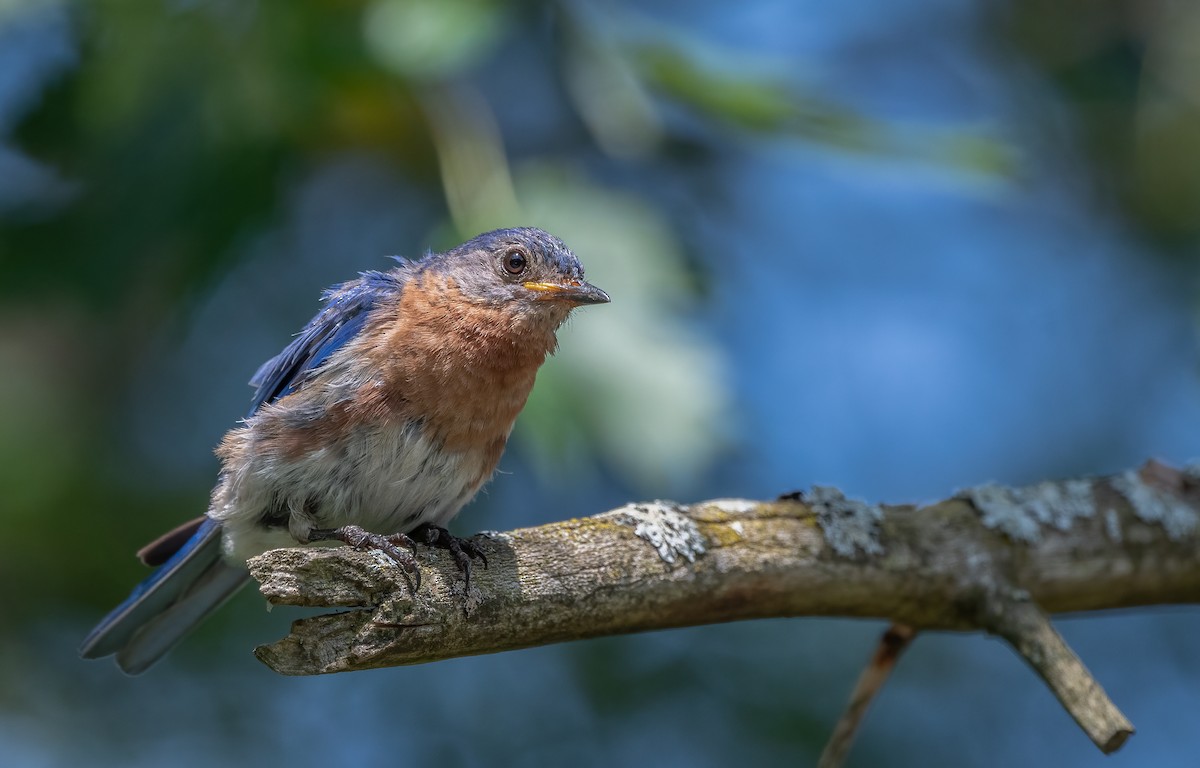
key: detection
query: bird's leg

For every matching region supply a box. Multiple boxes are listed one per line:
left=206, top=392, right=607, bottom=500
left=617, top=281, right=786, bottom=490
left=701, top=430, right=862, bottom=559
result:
left=409, top=523, right=488, bottom=592
left=306, top=524, right=421, bottom=592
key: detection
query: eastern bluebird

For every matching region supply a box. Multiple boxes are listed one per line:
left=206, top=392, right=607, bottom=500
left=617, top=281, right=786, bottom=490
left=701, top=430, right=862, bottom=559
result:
left=80, top=227, right=609, bottom=674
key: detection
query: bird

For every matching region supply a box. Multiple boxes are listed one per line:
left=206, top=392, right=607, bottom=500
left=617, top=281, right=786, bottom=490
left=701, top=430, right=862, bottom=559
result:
left=79, top=227, right=609, bottom=674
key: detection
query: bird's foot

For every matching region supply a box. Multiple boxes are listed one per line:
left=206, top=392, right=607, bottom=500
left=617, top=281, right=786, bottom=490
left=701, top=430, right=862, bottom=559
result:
left=307, top=524, right=421, bottom=592
left=409, top=523, right=488, bottom=592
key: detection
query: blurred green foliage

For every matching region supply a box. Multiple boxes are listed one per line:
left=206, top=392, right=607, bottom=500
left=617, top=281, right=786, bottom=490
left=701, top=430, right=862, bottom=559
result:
left=0, top=0, right=1014, bottom=621
left=0, top=0, right=1189, bottom=630
left=1003, top=0, right=1200, bottom=248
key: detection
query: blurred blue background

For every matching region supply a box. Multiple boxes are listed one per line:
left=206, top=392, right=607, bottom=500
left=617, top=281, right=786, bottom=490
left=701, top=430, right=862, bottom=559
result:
left=2, top=0, right=1199, bottom=765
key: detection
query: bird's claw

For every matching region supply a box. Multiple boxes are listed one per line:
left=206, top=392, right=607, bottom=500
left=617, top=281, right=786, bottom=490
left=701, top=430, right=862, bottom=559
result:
left=307, top=524, right=421, bottom=592
left=308, top=523, right=487, bottom=594
left=410, top=523, right=488, bottom=592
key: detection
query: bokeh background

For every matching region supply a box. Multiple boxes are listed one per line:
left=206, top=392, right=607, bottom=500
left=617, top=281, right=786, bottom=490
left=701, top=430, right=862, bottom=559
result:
left=3, top=0, right=1199, bottom=765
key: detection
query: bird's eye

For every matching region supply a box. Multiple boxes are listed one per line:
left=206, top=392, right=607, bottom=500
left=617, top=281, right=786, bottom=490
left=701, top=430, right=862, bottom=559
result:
left=502, top=249, right=528, bottom=276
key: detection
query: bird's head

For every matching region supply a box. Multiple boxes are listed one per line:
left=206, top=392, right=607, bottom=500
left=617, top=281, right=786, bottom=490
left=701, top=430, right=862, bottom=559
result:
left=430, top=228, right=609, bottom=324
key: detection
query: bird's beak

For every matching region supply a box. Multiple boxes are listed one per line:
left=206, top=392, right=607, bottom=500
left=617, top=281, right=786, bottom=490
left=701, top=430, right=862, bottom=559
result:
left=523, top=280, right=611, bottom=306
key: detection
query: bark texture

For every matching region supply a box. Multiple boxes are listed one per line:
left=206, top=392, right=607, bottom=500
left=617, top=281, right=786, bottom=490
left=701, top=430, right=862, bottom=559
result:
left=248, top=460, right=1200, bottom=755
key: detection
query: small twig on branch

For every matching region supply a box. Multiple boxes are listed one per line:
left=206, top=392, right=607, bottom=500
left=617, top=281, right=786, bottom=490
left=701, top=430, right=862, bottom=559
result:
left=980, top=589, right=1134, bottom=753
left=247, top=460, right=1200, bottom=757
left=818, top=622, right=917, bottom=768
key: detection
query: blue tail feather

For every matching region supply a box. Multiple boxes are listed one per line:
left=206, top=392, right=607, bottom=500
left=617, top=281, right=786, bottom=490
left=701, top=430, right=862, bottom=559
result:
left=80, top=518, right=249, bottom=674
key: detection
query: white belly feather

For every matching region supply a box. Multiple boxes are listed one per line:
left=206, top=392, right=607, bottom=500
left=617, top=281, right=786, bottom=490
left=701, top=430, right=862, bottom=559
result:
left=210, top=421, right=491, bottom=563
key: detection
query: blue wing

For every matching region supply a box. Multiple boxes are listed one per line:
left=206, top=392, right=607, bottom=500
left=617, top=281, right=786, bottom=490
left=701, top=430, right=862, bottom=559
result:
left=80, top=267, right=407, bottom=674
left=246, top=269, right=404, bottom=415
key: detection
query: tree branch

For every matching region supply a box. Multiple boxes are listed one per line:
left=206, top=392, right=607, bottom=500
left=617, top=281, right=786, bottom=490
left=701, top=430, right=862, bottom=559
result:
left=818, top=622, right=917, bottom=768
left=979, top=591, right=1133, bottom=752
left=248, top=460, right=1200, bottom=755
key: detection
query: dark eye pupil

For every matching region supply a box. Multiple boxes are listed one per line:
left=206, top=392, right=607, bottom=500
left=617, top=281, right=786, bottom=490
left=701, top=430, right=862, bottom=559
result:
left=504, top=251, right=527, bottom=275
